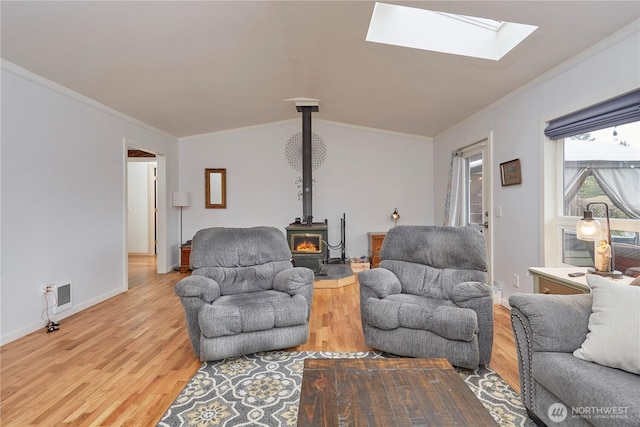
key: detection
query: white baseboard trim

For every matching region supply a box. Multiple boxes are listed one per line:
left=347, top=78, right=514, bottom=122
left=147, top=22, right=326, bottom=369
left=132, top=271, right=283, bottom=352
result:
left=0, top=287, right=126, bottom=346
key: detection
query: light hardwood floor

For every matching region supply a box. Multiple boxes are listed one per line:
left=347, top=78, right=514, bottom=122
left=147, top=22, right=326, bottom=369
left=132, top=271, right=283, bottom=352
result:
left=0, top=256, right=519, bottom=426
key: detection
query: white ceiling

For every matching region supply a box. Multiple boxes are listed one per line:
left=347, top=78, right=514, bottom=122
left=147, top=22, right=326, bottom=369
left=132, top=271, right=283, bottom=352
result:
left=2, top=1, right=639, bottom=138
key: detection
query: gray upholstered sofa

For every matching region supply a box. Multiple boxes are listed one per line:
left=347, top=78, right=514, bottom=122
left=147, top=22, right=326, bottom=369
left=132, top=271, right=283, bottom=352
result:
left=358, top=225, right=493, bottom=369
left=175, top=226, right=314, bottom=361
left=510, top=292, right=640, bottom=426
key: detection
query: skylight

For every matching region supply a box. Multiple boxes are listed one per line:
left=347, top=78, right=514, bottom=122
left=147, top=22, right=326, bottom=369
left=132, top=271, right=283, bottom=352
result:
left=366, top=3, right=538, bottom=61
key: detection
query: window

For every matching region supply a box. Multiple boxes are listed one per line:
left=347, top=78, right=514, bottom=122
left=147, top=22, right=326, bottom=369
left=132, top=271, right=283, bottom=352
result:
left=468, top=153, right=484, bottom=227
left=544, top=89, right=640, bottom=273
left=560, top=122, right=640, bottom=269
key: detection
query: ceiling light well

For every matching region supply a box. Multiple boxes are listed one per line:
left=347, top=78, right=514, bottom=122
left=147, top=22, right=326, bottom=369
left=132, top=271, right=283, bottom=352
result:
left=366, top=3, right=538, bottom=61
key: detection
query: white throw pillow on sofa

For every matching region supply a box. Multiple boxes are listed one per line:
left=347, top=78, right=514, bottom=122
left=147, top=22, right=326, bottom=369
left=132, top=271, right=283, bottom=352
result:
left=573, top=274, right=640, bottom=374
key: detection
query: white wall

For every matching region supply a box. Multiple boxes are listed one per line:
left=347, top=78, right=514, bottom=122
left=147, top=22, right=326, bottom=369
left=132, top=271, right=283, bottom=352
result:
left=433, top=21, right=640, bottom=303
left=127, top=160, right=156, bottom=254
left=179, top=119, right=434, bottom=259
left=1, top=62, right=179, bottom=344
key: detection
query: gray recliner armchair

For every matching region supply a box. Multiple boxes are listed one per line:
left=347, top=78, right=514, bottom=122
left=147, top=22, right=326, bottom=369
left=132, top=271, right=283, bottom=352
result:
left=358, top=225, right=493, bottom=369
left=175, top=226, right=314, bottom=361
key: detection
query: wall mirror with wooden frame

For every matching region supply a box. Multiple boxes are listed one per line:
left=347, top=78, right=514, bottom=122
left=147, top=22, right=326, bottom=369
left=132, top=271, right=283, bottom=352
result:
left=205, top=168, right=226, bottom=208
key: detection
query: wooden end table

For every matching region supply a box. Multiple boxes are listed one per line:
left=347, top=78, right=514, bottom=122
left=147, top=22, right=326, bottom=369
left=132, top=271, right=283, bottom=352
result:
left=180, top=243, right=191, bottom=273
left=297, top=357, right=496, bottom=426
left=528, top=267, right=635, bottom=295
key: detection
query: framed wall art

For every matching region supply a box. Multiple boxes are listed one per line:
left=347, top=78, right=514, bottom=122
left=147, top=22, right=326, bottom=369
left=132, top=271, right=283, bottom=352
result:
left=500, top=159, right=522, bottom=186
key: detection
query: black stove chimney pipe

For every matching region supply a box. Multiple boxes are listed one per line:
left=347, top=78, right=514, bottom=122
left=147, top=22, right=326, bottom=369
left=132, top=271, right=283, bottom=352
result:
left=296, top=104, right=318, bottom=225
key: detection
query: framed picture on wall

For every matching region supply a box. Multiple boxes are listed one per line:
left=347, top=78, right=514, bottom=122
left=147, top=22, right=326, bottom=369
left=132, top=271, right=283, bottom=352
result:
left=500, top=159, right=522, bottom=186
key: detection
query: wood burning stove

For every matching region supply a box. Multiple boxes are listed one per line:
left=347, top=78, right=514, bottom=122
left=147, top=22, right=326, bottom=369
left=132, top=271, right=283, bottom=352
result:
left=286, top=222, right=328, bottom=273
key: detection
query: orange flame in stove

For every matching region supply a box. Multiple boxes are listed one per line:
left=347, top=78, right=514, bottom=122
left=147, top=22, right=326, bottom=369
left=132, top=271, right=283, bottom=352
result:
left=295, top=239, right=319, bottom=252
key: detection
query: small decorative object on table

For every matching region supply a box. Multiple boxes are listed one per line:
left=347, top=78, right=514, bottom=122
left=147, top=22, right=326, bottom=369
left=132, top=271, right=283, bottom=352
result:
left=349, top=256, right=370, bottom=272
left=595, top=239, right=612, bottom=272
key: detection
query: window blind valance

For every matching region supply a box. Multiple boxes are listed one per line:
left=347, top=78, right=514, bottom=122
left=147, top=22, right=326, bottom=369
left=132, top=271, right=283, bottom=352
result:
left=544, top=88, right=640, bottom=140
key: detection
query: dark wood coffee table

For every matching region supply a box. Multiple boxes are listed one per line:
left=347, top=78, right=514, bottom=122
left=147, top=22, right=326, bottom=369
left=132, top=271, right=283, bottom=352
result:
left=297, top=357, right=497, bottom=426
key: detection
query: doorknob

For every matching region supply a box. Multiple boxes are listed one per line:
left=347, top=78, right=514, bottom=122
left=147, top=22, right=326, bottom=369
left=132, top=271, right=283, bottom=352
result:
left=483, top=221, right=489, bottom=229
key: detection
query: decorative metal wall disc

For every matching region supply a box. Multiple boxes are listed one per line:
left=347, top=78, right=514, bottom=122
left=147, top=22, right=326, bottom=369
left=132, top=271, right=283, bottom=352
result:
left=285, top=132, right=327, bottom=172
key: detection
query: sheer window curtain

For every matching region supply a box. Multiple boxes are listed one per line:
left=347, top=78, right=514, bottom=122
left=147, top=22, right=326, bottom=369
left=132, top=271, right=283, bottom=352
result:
left=563, top=165, right=591, bottom=210
left=592, top=167, right=640, bottom=219
left=444, top=153, right=467, bottom=226
left=564, top=163, right=640, bottom=219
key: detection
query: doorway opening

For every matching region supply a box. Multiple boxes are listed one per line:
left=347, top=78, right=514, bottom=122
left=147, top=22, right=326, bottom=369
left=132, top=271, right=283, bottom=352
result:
left=124, top=140, right=168, bottom=290
left=127, top=154, right=157, bottom=256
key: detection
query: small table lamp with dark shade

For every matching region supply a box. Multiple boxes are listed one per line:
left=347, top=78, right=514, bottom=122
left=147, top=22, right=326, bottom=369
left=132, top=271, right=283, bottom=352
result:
left=391, top=208, right=400, bottom=227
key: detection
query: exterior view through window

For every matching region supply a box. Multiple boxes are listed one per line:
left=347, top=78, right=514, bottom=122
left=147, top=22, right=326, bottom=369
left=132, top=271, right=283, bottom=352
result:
left=561, top=121, right=640, bottom=271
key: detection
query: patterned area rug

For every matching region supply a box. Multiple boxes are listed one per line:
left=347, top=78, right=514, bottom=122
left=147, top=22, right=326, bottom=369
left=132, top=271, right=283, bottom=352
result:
left=157, top=351, right=535, bottom=427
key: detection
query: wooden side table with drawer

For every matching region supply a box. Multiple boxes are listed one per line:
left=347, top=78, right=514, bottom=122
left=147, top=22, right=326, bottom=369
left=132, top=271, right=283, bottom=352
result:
left=529, top=267, right=590, bottom=294
left=368, top=232, right=386, bottom=268
left=529, top=267, right=634, bottom=295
